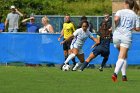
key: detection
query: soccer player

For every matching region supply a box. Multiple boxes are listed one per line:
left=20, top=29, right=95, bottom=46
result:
left=112, top=0, right=140, bottom=82
left=58, top=14, right=76, bottom=69
left=79, top=13, right=112, bottom=72
left=61, top=20, right=99, bottom=71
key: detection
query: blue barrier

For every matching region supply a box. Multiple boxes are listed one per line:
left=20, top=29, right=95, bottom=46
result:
left=0, top=33, right=140, bottom=64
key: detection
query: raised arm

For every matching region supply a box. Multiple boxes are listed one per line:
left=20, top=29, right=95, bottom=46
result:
left=15, top=9, right=23, bottom=17
left=22, top=17, right=31, bottom=23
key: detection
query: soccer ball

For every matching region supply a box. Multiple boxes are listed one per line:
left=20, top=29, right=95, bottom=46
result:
left=62, top=64, right=70, bottom=71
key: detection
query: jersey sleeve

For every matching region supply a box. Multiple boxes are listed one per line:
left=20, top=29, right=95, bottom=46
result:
left=136, top=16, right=140, bottom=28
left=73, top=29, right=80, bottom=36
left=115, top=10, right=121, bottom=17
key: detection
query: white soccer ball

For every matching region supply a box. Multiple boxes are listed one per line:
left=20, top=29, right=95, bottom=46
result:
left=62, top=64, right=70, bottom=71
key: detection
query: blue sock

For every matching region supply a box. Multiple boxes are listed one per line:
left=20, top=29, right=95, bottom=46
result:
left=80, top=62, right=89, bottom=71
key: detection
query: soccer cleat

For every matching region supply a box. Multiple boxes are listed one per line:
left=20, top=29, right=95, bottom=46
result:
left=78, top=69, right=83, bottom=72
left=71, top=65, right=76, bottom=70
left=60, top=64, right=64, bottom=70
left=99, top=67, right=103, bottom=71
left=112, top=74, right=117, bottom=82
left=122, top=76, right=127, bottom=81
left=71, top=69, right=76, bottom=71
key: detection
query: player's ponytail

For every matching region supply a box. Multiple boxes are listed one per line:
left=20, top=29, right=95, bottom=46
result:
left=125, top=0, right=140, bottom=14
left=133, top=0, right=140, bottom=14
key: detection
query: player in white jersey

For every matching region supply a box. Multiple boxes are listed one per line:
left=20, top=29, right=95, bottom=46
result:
left=61, top=21, right=99, bottom=70
left=112, top=0, right=140, bottom=82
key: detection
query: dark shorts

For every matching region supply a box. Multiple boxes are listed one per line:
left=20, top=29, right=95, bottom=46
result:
left=92, top=45, right=110, bottom=57
left=63, top=39, right=72, bottom=50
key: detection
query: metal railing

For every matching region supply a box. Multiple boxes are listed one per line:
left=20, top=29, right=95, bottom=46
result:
left=34, top=15, right=110, bottom=33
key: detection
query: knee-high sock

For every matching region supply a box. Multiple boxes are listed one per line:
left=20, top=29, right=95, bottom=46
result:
left=64, top=53, right=76, bottom=64
left=121, top=59, right=127, bottom=76
left=72, top=62, right=83, bottom=70
left=101, top=57, right=108, bottom=68
left=80, top=62, right=89, bottom=71
left=114, top=59, right=124, bottom=75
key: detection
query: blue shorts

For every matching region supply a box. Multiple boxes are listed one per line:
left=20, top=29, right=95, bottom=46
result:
left=92, top=45, right=110, bottom=57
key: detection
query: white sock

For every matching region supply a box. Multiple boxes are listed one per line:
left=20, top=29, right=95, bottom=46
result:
left=114, top=59, right=124, bottom=75
left=121, top=59, right=127, bottom=76
left=64, top=53, right=76, bottom=64
left=73, top=62, right=83, bottom=70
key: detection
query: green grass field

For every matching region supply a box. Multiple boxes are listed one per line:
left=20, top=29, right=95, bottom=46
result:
left=0, top=66, right=140, bottom=93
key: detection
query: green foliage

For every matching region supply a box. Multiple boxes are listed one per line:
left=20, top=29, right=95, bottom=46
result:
left=0, top=0, right=111, bottom=32
left=0, top=0, right=112, bottom=17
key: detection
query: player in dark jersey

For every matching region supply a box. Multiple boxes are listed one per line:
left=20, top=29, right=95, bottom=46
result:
left=79, top=14, right=112, bottom=71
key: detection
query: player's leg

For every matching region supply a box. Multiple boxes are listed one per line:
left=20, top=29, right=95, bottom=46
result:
left=72, top=53, right=85, bottom=71
left=68, top=49, right=76, bottom=67
left=79, top=46, right=100, bottom=71
left=68, top=40, right=77, bottom=66
left=112, top=32, right=121, bottom=81
left=119, top=35, right=131, bottom=81
left=121, top=53, right=128, bottom=81
left=79, top=52, right=96, bottom=71
left=99, top=48, right=110, bottom=71
left=112, top=46, right=128, bottom=81
left=64, top=48, right=78, bottom=65
left=60, top=40, right=69, bottom=70
left=121, top=58, right=127, bottom=81
left=99, top=56, right=109, bottom=71
left=112, top=34, right=131, bottom=82
left=60, top=50, right=68, bottom=69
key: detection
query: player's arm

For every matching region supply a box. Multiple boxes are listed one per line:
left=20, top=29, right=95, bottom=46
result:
left=58, top=29, right=64, bottom=41
left=60, top=35, right=74, bottom=45
left=114, top=16, right=120, bottom=27
left=90, top=35, right=100, bottom=49
left=60, top=29, right=78, bottom=44
left=133, top=17, right=140, bottom=31
left=134, top=27, right=140, bottom=31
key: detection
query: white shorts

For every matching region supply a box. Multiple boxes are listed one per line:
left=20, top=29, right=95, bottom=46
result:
left=113, top=31, right=132, bottom=48
left=70, top=43, right=84, bottom=54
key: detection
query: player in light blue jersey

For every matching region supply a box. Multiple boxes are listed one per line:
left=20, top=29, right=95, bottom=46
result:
left=112, top=0, right=140, bottom=82
left=60, top=21, right=99, bottom=70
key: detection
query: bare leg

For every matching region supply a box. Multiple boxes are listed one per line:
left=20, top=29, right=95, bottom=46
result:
left=72, top=53, right=85, bottom=71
